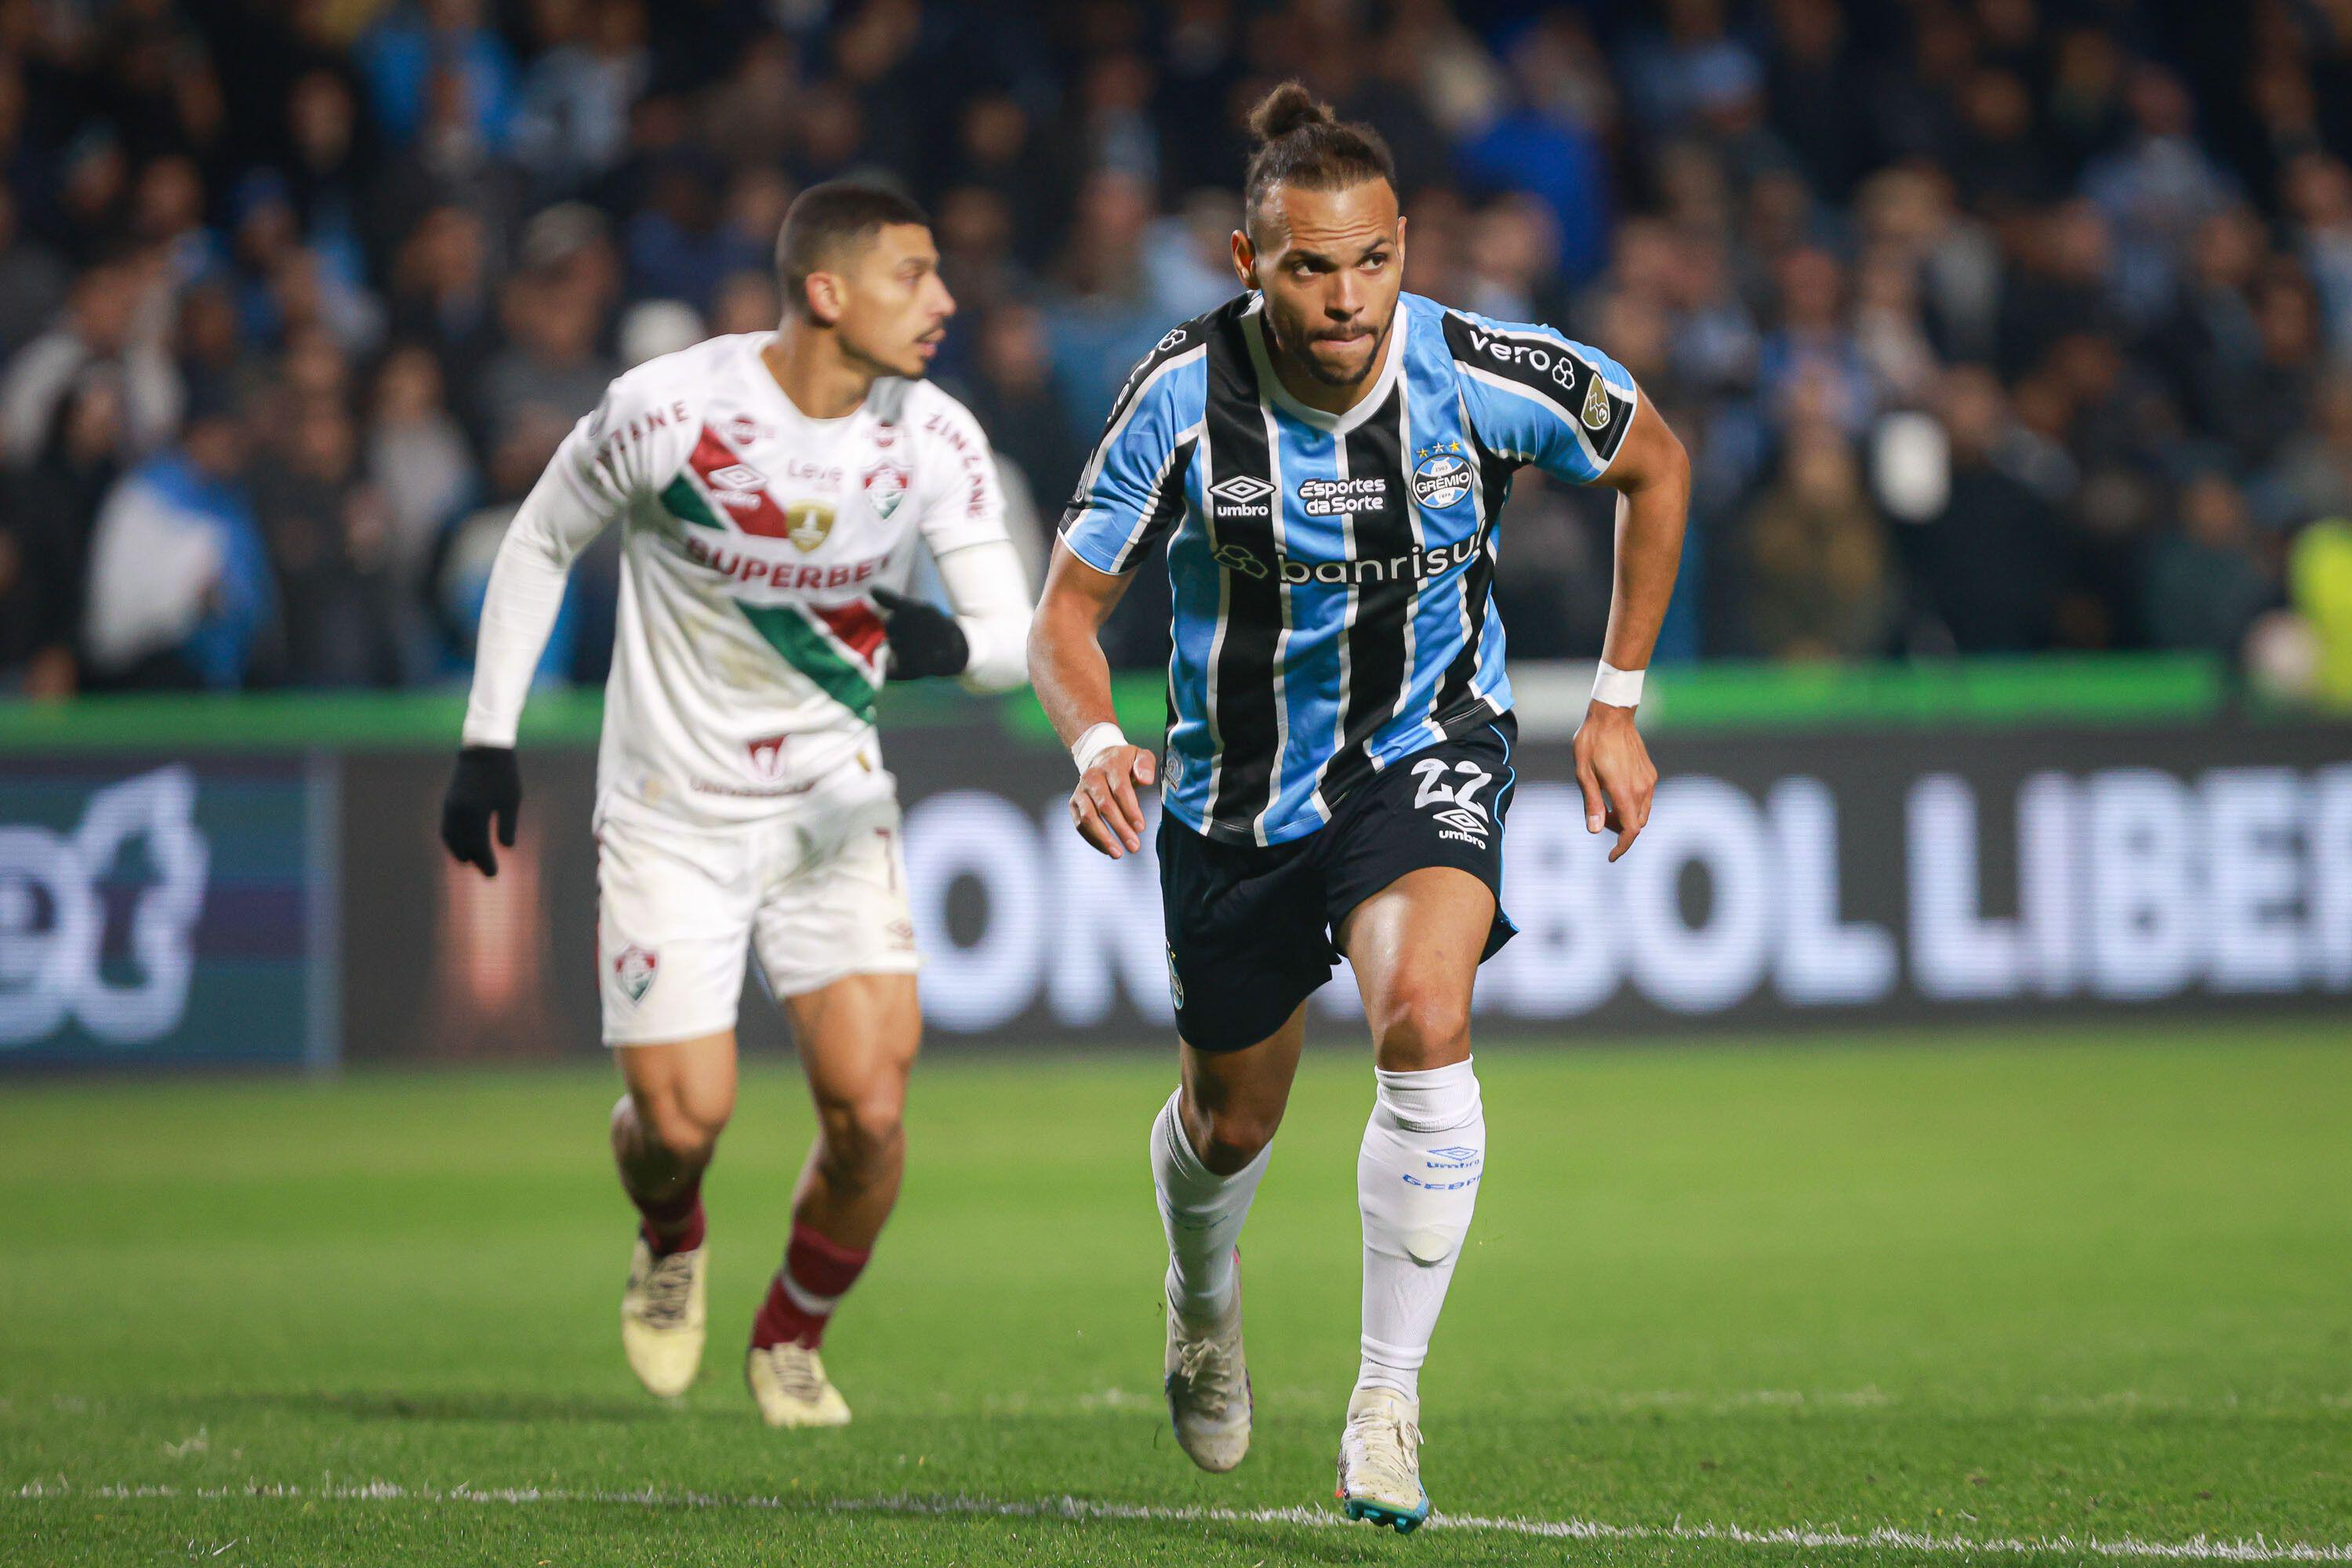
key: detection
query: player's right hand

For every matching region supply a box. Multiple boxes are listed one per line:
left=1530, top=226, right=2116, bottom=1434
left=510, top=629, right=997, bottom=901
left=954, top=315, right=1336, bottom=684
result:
left=441, top=745, right=521, bottom=877
left=1070, top=745, right=1156, bottom=860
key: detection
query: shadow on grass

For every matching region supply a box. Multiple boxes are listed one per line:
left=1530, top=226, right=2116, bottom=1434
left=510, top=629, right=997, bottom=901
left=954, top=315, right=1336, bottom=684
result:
left=199, top=1388, right=668, bottom=1425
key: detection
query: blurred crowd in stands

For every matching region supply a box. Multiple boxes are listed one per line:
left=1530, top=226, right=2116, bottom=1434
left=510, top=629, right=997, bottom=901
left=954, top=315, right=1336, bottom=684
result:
left=4, top=0, right=2352, bottom=706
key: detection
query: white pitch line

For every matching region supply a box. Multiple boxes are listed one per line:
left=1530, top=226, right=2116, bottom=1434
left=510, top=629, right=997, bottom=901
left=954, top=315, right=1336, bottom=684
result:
left=11, top=1479, right=2350, bottom=1563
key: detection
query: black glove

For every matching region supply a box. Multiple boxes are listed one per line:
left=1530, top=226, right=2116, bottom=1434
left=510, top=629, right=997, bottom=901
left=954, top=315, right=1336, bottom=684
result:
left=440, top=745, right=521, bottom=877
left=873, top=586, right=970, bottom=681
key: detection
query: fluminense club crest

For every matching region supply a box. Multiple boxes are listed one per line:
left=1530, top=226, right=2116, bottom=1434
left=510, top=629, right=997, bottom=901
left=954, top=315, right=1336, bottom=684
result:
left=863, top=460, right=910, bottom=521
left=613, top=944, right=659, bottom=1004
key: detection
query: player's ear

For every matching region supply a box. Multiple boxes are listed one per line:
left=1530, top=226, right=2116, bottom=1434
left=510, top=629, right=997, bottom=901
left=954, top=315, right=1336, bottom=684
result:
left=1230, top=229, right=1257, bottom=291
left=805, top=271, right=844, bottom=327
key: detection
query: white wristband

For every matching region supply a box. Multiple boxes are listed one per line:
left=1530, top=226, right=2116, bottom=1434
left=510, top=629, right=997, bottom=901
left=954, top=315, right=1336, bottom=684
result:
left=1592, top=660, right=1646, bottom=708
left=1071, top=721, right=1129, bottom=776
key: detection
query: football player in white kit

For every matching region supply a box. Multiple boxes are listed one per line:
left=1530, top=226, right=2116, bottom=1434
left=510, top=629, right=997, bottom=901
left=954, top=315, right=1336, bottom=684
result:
left=439, top=183, right=1032, bottom=1427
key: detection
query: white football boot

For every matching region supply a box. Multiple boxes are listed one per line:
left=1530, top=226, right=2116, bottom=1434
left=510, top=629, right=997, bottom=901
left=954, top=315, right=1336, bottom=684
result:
left=1336, top=1385, right=1430, bottom=1534
left=1162, top=1258, right=1251, bottom=1472
left=746, top=1341, right=853, bottom=1428
left=620, top=1235, right=706, bottom=1399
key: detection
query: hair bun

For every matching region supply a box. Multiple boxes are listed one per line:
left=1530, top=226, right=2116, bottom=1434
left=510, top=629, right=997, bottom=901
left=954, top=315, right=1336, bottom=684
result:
left=1247, top=81, right=1333, bottom=143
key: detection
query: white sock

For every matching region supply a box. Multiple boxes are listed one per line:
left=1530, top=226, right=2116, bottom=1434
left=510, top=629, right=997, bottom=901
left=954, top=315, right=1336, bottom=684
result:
left=1356, top=1058, right=1484, bottom=1404
left=1150, top=1087, right=1269, bottom=1322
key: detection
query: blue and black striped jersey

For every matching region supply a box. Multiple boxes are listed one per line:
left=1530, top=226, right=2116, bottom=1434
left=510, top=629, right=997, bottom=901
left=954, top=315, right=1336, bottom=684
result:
left=1059, top=290, right=1641, bottom=847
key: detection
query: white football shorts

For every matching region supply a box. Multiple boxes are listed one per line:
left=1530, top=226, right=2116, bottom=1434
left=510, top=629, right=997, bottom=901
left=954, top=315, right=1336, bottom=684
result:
left=593, top=778, right=919, bottom=1047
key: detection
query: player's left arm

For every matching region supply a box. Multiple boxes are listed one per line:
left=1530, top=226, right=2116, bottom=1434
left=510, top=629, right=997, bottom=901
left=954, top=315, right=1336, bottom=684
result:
left=1451, top=313, right=1690, bottom=860
left=881, top=539, right=1032, bottom=692
left=883, top=391, right=1033, bottom=691
left=1578, top=397, right=1690, bottom=862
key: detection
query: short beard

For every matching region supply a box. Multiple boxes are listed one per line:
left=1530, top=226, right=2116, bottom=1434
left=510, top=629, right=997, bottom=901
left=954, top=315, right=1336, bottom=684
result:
left=1269, top=314, right=1388, bottom=388
left=840, top=330, right=924, bottom=382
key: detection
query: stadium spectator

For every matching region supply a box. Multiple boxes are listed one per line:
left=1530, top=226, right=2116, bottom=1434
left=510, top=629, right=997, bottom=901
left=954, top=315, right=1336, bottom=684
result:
left=1454, top=13, right=1613, bottom=286
left=0, top=183, right=68, bottom=362
left=513, top=0, right=650, bottom=198
left=952, top=303, right=1082, bottom=569
left=81, top=380, right=272, bottom=691
left=358, top=0, right=519, bottom=154
left=1743, top=422, right=1894, bottom=660
left=1908, top=366, right=2067, bottom=653
left=0, top=372, right=124, bottom=695
left=1044, top=169, right=1175, bottom=423
left=479, top=266, right=615, bottom=445
left=366, top=343, right=475, bottom=668
left=2143, top=470, right=2278, bottom=656
left=2, top=250, right=180, bottom=469
left=622, top=154, right=766, bottom=314
left=252, top=394, right=403, bottom=688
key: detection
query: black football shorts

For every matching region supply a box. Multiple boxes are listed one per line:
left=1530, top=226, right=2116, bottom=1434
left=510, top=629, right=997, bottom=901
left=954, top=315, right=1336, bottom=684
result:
left=1156, top=712, right=1519, bottom=1051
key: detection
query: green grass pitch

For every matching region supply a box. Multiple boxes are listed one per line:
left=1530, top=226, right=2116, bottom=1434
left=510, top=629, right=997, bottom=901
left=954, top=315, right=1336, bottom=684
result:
left=4, top=1022, right=2347, bottom=1566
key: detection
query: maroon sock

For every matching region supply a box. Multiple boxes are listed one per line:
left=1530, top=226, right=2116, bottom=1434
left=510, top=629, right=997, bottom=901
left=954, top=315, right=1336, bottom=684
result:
left=634, top=1181, right=706, bottom=1258
left=750, top=1222, right=873, bottom=1349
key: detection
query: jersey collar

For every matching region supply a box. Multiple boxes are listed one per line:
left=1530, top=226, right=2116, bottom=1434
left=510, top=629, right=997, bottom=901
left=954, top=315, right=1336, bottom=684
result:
left=745, top=332, right=867, bottom=432
left=1242, top=292, right=1406, bottom=438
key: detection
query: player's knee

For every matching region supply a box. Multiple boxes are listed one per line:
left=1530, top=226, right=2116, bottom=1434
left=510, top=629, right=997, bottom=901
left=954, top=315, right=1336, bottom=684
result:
left=1370, top=980, right=1470, bottom=1069
left=817, top=1094, right=905, bottom=1186
left=627, top=1085, right=731, bottom=1163
left=1196, top=1105, right=1279, bottom=1171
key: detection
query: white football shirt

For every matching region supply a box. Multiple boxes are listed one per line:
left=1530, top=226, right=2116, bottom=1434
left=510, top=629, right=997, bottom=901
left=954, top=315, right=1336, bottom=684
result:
left=462, top=332, right=1018, bottom=823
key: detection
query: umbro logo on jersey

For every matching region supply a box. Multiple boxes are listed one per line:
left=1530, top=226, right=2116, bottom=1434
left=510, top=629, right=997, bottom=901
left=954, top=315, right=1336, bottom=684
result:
left=1432, top=805, right=1490, bottom=843
left=1209, top=474, right=1274, bottom=517
left=707, top=463, right=772, bottom=516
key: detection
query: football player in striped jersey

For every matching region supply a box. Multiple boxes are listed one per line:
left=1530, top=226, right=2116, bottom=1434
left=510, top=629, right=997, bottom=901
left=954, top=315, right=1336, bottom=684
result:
left=1030, top=84, right=1689, bottom=1530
